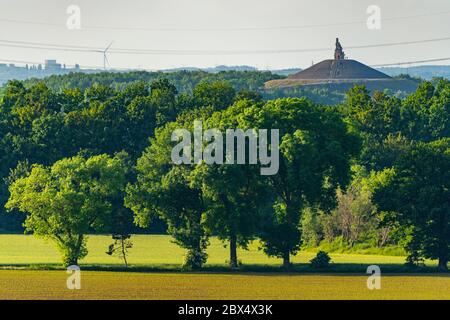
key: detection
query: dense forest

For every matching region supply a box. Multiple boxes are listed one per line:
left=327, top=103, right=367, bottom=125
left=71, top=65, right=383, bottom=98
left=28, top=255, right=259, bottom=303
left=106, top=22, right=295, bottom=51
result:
left=0, top=71, right=448, bottom=270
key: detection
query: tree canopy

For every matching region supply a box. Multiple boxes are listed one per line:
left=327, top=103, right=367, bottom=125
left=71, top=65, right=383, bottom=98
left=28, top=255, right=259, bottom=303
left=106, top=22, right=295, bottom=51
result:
left=6, top=154, right=128, bottom=265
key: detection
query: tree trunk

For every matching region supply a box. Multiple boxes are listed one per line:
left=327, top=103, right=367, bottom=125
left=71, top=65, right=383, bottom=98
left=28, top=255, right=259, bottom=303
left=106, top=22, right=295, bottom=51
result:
left=438, top=239, right=448, bottom=271
left=73, top=234, right=83, bottom=266
left=63, top=235, right=83, bottom=267
left=437, top=215, right=448, bottom=271
left=438, top=258, right=448, bottom=271
left=121, top=238, right=128, bottom=268
left=64, top=255, right=78, bottom=267
left=229, top=232, right=238, bottom=268
left=221, top=192, right=238, bottom=269
left=282, top=251, right=290, bottom=269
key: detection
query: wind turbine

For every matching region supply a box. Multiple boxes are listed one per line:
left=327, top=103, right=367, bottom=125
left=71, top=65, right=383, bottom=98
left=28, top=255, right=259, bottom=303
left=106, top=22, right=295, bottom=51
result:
left=101, top=41, right=113, bottom=70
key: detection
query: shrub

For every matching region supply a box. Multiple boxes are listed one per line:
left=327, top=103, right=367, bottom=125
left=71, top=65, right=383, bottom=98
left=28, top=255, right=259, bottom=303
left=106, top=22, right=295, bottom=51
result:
left=183, top=250, right=208, bottom=270
left=310, top=251, right=331, bottom=268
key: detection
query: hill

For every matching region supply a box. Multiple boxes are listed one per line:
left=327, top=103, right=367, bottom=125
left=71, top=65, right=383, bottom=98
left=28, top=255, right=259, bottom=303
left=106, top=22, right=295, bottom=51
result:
left=288, top=59, right=391, bottom=81
left=378, top=65, right=450, bottom=80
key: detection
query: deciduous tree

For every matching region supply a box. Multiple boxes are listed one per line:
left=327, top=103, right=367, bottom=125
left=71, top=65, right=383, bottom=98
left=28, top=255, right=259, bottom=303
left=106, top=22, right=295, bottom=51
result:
left=373, top=139, right=450, bottom=270
left=6, top=154, right=127, bottom=266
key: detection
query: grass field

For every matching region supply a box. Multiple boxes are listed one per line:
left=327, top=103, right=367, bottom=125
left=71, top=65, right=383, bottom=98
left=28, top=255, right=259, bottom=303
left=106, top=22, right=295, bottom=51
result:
left=0, top=234, right=413, bottom=267
left=1, top=270, right=449, bottom=299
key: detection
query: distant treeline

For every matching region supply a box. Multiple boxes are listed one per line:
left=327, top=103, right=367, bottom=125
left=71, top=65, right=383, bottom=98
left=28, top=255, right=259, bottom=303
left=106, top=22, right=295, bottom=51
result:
left=7, top=70, right=377, bottom=105
left=21, top=70, right=281, bottom=93
left=15, top=70, right=424, bottom=106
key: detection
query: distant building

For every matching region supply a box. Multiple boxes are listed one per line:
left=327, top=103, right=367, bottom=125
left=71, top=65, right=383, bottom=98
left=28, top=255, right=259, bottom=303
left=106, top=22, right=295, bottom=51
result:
left=0, top=59, right=92, bottom=85
left=44, top=59, right=62, bottom=71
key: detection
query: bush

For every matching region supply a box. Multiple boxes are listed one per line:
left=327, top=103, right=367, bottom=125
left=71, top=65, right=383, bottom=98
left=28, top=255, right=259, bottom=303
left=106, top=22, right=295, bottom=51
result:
left=310, top=251, right=331, bottom=268
left=183, top=249, right=208, bottom=270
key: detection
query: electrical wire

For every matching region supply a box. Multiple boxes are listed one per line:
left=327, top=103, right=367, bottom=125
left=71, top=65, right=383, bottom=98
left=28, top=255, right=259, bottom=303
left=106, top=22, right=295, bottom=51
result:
left=0, top=10, right=449, bottom=32
left=0, top=36, right=449, bottom=56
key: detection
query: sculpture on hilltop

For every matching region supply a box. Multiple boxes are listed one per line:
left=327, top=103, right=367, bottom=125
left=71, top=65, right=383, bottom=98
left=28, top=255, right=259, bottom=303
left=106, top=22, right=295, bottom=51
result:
left=334, top=38, right=345, bottom=60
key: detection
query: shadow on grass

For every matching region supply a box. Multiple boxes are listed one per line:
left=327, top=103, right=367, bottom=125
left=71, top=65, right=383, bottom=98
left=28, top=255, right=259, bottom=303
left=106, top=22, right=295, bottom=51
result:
left=1, top=262, right=448, bottom=275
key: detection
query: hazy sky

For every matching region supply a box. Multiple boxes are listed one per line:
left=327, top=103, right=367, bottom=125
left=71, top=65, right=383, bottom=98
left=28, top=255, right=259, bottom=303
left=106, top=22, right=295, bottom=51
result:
left=0, top=0, right=449, bottom=70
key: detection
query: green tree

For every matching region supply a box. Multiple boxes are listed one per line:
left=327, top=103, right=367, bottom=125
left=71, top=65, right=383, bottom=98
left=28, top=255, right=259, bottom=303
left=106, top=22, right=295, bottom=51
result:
left=193, top=81, right=236, bottom=111
left=105, top=152, right=135, bottom=267
left=5, top=154, right=127, bottom=266
left=149, top=78, right=178, bottom=125
left=253, top=98, right=360, bottom=267
left=235, top=89, right=263, bottom=103
left=344, top=80, right=449, bottom=171
left=191, top=100, right=270, bottom=268
left=400, top=79, right=449, bottom=141
left=372, top=139, right=450, bottom=270
left=331, top=166, right=382, bottom=247
left=125, top=109, right=213, bottom=269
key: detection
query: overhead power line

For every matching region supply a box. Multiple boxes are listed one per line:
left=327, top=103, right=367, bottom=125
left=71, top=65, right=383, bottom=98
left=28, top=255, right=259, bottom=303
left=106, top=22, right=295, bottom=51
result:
left=0, top=10, right=449, bottom=32
left=0, top=36, right=450, bottom=56
left=0, top=39, right=103, bottom=51
left=371, top=57, right=450, bottom=67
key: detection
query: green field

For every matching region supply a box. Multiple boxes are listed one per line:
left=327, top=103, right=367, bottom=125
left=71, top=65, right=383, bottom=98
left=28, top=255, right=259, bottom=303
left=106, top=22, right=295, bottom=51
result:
left=0, top=234, right=448, bottom=300
left=1, top=270, right=449, bottom=300
left=0, top=234, right=413, bottom=267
